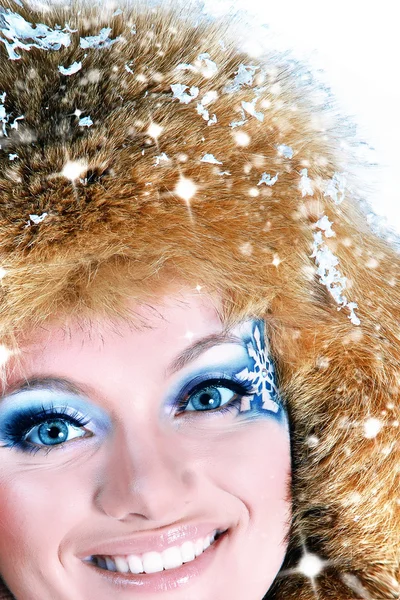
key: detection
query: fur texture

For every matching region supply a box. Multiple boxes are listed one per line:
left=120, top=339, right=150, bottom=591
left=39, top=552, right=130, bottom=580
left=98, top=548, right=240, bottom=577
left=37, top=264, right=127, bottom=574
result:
left=0, top=1, right=399, bottom=598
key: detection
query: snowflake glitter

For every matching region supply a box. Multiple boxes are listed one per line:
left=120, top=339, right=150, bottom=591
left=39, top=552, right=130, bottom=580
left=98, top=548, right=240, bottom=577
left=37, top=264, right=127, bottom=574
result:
left=299, top=168, right=314, bottom=196
left=154, top=152, right=169, bottom=166
left=258, top=172, right=278, bottom=186
left=61, top=159, right=88, bottom=181
left=80, top=27, right=120, bottom=49
left=236, top=324, right=280, bottom=413
left=233, top=131, right=250, bottom=146
left=0, top=8, right=72, bottom=60
left=170, top=84, right=199, bottom=104
left=311, top=219, right=360, bottom=325
left=364, top=417, right=382, bottom=439
left=224, top=64, right=259, bottom=92
left=241, top=98, right=264, bottom=122
left=78, top=116, right=93, bottom=127
left=197, top=52, right=218, bottom=77
left=174, top=175, right=197, bottom=202
left=29, top=213, right=48, bottom=224
left=277, top=144, right=293, bottom=158
left=324, top=172, right=347, bottom=205
left=58, top=61, right=82, bottom=76
left=201, top=153, right=222, bottom=165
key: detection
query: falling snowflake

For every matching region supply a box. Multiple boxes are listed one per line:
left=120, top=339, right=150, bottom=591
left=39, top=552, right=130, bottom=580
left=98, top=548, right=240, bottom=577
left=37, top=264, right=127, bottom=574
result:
left=8, top=153, right=18, bottom=160
left=311, top=220, right=360, bottom=325
left=29, top=212, right=48, bottom=224
left=236, top=324, right=280, bottom=413
left=58, top=61, right=82, bottom=76
left=170, top=84, right=199, bottom=104
left=78, top=116, right=93, bottom=127
left=258, top=172, right=279, bottom=186
left=299, top=168, right=313, bottom=196
left=197, top=52, right=218, bottom=77
left=154, top=152, right=169, bottom=166
left=364, top=417, right=382, bottom=439
left=277, top=144, right=293, bottom=158
left=80, top=27, right=120, bottom=49
left=201, top=153, right=222, bottom=164
left=0, top=9, right=72, bottom=60
left=241, top=98, right=264, bottom=122
left=324, top=172, right=347, bottom=205
left=224, top=64, right=259, bottom=92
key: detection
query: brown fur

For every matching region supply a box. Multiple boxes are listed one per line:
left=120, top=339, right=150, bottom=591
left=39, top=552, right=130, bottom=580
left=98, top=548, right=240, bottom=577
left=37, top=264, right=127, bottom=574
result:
left=0, top=1, right=399, bottom=598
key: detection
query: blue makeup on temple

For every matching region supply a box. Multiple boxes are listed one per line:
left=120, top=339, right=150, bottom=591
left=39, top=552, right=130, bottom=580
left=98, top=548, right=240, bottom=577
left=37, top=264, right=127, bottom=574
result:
left=169, top=319, right=286, bottom=424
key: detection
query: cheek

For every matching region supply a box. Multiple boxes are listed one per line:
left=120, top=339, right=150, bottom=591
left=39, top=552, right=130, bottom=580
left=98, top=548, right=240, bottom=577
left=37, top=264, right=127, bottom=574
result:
left=0, top=469, right=84, bottom=562
left=205, top=419, right=291, bottom=514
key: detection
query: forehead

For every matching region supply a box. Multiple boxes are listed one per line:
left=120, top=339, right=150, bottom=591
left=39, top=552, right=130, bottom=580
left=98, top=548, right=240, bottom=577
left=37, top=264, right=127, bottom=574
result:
left=5, top=290, right=233, bottom=386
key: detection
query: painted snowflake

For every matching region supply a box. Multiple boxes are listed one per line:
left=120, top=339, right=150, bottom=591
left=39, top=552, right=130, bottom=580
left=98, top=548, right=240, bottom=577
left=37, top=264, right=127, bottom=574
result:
left=236, top=324, right=280, bottom=413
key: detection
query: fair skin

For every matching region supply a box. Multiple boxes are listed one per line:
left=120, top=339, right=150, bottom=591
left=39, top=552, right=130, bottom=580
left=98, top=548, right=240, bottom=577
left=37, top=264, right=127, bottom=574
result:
left=0, top=289, right=291, bottom=600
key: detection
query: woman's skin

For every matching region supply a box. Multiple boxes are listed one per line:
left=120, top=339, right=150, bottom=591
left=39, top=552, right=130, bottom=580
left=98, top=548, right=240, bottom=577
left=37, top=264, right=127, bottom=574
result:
left=0, top=288, right=291, bottom=600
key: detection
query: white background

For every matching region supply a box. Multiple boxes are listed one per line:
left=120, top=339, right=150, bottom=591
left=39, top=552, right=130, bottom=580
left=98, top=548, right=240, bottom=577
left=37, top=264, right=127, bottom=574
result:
left=203, top=0, right=400, bottom=236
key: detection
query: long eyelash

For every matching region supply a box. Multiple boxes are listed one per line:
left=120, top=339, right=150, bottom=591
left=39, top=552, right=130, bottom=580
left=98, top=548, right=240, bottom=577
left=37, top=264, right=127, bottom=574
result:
left=1, top=403, right=90, bottom=455
left=175, top=376, right=254, bottom=416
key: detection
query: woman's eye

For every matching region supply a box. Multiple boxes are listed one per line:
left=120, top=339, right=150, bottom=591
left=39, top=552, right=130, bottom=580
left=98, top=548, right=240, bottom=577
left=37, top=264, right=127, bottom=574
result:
left=24, top=419, right=89, bottom=447
left=184, top=385, right=239, bottom=412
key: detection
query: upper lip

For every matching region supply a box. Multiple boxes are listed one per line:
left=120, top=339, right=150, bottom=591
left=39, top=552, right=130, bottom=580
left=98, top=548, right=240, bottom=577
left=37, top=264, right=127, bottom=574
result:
left=78, top=523, right=229, bottom=558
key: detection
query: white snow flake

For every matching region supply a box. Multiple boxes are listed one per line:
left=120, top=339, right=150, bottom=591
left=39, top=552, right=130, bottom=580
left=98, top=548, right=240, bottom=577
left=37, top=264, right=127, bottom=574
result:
left=29, top=212, right=48, bottom=224
left=58, top=61, right=82, bottom=76
left=154, top=152, right=169, bottom=166
left=364, top=417, right=382, bottom=439
left=80, top=27, right=120, bottom=49
left=78, top=116, right=93, bottom=127
left=258, top=172, right=278, bottom=186
left=277, top=144, right=293, bottom=158
left=315, top=215, right=335, bottom=238
left=200, top=153, right=222, bottom=164
left=170, top=84, right=199, bottom=104
left=8, top=153, right=18, bottom=160
left=299, top=168, right=314, bottom=196
left=197, top=52, right=218, bottom=77
left=324, top=171, right=347, bottom=205
left=224, top=64, right=259, bottom=92
left=0, top=9, right=72, bottom=60
left=241, top=98, right=264, bottom=122
left=236, top=324, right=280, bottom=413
left=311, top=219, right=360, bottom=325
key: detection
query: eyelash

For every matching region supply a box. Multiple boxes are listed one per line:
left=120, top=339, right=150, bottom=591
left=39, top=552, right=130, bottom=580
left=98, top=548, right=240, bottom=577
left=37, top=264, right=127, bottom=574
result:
left=1, top=377, right=255, bottom=456
left=174, top=377, right=255, bottom=417
left=1, top=404, right=90, bottom=456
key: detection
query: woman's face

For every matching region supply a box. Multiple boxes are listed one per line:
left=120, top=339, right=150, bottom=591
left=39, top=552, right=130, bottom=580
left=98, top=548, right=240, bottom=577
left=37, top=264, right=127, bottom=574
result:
left=0, top=289, right=291, bottom=600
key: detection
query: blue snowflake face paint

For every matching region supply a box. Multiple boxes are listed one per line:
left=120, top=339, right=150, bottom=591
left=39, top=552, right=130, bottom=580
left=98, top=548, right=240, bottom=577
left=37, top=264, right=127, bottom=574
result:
left=166, top=319, right=286, bottom=426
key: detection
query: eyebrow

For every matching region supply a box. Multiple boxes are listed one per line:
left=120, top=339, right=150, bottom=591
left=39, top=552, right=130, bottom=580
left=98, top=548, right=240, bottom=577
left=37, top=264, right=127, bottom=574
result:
left=1, top=331, right=246, bottom=398
left=166, top=331, right=245, bottom=376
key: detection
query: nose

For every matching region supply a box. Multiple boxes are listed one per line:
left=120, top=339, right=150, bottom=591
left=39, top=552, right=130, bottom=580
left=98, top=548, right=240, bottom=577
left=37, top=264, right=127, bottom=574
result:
left=94, top=425, right=197, bottom=523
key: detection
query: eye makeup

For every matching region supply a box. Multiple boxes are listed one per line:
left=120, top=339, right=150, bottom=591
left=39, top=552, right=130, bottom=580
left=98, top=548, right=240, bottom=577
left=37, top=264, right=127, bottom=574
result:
left=167, top=319, right=286, bottom=424
left=0, top=389, right=111, bottom=455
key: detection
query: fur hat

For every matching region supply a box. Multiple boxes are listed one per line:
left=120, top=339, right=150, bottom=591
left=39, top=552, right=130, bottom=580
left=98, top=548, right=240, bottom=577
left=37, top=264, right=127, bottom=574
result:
left=0, top=1, right=399, bottom=598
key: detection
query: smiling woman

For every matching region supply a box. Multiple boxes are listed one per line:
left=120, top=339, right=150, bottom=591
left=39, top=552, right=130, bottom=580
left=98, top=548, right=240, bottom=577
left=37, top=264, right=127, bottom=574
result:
left=0, top=1, right=398, bottom=600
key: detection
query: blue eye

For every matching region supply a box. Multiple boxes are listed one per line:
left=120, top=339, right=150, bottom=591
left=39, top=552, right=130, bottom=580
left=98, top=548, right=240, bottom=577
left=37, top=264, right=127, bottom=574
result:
left=176, top=377, right=254, bottom=415
left=24, top=417, right=90, bottom=447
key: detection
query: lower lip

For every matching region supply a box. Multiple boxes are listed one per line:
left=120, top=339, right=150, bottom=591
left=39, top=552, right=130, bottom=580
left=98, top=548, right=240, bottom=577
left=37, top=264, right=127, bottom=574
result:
left=82, top=531, right=229, bottom=594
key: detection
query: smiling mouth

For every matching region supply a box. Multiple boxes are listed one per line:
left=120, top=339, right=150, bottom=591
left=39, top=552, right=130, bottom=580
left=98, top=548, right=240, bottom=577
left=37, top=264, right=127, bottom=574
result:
left=85, top=529, right=228, bottom=575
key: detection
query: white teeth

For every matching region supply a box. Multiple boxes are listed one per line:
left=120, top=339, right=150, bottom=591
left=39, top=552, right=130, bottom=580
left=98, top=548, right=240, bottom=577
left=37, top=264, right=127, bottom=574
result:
left=161, top=546, right=183, bottom=570
left=194, top=538, right=204, bottom=557
left=128, top=554, right=144, bottom=575
left=92, top=529, right=224, bottom=574
left=142, top=551, right=164, bottom=574
left=114, top=556, right=129, bottom=573
left=180, top=540, right=196, bottom=563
